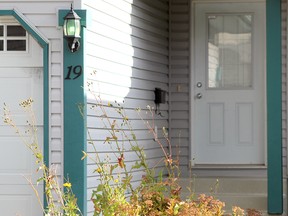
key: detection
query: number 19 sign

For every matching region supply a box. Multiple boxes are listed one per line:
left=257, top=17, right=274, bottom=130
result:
left=65, top=65, right=83, bottom=80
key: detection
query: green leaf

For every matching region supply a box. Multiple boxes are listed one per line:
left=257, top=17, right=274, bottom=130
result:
left=36, top=177, right=44, bottom=185
left=131, top=145, right=141, bottom=152
left=132, top=161, right=142, bottom=170
left=131, top=133, right=137, bottom=141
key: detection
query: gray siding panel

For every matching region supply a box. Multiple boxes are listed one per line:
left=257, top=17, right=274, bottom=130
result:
left=83, top=0, right=169, bottom=214
left=170, top=0, right=190, bottom=176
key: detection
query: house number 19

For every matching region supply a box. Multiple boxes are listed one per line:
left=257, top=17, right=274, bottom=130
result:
left=65, top=65, right=83, bottom=80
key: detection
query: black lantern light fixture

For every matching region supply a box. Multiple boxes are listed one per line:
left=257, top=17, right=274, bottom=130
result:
left=63, top=5, right=81, bottom=52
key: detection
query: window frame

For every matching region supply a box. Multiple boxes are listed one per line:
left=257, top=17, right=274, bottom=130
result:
left=0, top=23, right=28, bottom=53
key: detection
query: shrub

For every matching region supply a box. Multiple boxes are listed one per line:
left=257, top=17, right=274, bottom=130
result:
left=83, top=89, right=247, bottom=216
left=3, top=96, right=261, bottom=216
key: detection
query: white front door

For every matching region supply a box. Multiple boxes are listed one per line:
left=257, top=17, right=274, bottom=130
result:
left=0, top=17, right=43, bottom=215
left=193, top=2, right=265, bottom=164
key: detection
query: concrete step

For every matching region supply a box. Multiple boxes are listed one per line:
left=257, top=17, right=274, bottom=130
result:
left=178, top=177, right=286, bottom=215
left=178, top=177, right=267, bottom=194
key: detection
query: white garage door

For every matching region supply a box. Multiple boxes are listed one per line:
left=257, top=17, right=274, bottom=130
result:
left=0, top=17, right=43, bottom=216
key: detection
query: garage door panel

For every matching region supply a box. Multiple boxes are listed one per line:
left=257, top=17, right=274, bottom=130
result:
left=0, top=195, right=31, bottom=216
left=0, top=138, right=31, bottom=172
left=0, top=68, right=43, bottom=124
left=0, top=137, right=43, bottom=184
left=0, top=185, right=43, bottom=216
left=0, top=18, right=44, bottom=215
left=0, top=174, right=43, bottom=185
left=0, top=36, right=43, bottom=67
left=0, top=78, right=32, bottom=105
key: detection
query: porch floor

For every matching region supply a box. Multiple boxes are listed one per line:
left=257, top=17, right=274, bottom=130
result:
left=178, top=177, right=287, bottom=215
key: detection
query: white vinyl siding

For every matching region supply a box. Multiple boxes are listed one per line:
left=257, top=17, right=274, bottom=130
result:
left=83, top=0, right=169, bottom=214
left=170, top=0, right=191, bottom=176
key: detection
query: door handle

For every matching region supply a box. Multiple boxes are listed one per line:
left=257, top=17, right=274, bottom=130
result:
left=196, top=93, right=202, bottom=99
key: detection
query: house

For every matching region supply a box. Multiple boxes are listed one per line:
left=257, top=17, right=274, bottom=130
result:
left=0, top=0, right=285, bottom=215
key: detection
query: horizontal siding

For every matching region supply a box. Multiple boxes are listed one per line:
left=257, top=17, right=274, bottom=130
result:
left=170, top=0, right=190, bottom=176
left=83, top=0, right=169, bottom=214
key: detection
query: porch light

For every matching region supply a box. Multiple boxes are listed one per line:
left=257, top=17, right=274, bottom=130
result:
left=63, top=5, right=81, bottom=52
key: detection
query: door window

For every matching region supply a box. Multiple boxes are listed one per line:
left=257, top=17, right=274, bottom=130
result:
left=207, top=14, right=252, bottom=89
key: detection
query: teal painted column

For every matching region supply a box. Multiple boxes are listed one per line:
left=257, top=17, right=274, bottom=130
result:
left=267, top=0, right=283, bottom=214
left=59, top=10, right=87, bottom=215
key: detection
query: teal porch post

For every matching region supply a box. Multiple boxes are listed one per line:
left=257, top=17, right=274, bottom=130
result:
left=267, top=0, right=283, bottom=214
left=59, top=9, right=87, bottom=215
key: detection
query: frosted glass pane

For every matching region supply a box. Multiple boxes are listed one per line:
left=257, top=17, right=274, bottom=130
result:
left=208, top=14, right=252, bottom=88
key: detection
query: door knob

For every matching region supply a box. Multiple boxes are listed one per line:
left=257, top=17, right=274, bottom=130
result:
left=196, top=82, right=202, bottom=88
left=196, top=93, right=202, bottom=99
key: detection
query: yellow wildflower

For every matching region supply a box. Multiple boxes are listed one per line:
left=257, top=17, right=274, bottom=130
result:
left=63, top=182, right=72, bottom=188
left=96, top=167, right=102, bottom=173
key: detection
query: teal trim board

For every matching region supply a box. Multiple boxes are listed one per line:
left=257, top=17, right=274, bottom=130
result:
left=59, top=9, right=87, bottom=215
left=0, top=9, right=50, bottom=208
left=267, top=0, right=283, bottom=214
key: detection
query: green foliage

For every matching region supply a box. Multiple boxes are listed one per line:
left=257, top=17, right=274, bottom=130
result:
left=4, top=95, right=261, bottom=216
left=84, top=92, right=247, bottom=216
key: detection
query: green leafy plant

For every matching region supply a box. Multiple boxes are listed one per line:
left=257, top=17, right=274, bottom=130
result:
left=3, top=94, right=261, bottom=216
left=84, top=80, right=251, bottom=215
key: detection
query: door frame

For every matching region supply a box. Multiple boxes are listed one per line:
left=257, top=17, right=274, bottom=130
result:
left=190, top=0, right=283, bottom=213
left=0, top=8, right=50, bottom=206
left=191, top=1, right=266, bottom=165
left=190, top=0, right=267, bottom=167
